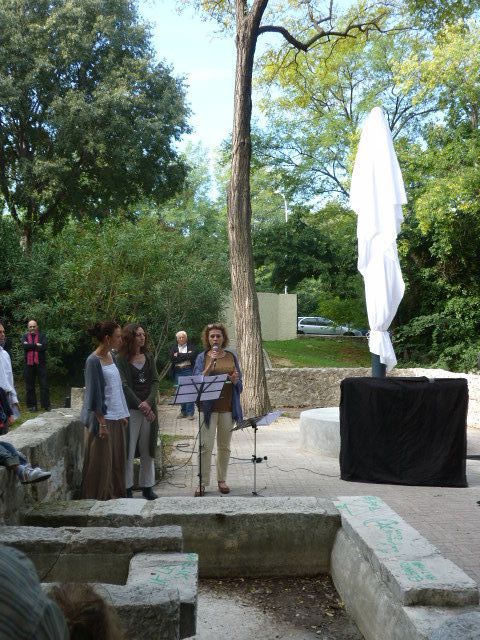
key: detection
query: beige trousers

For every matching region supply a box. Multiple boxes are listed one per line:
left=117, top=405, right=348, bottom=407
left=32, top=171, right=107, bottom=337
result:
left=199, top=411, right=233, bottom=486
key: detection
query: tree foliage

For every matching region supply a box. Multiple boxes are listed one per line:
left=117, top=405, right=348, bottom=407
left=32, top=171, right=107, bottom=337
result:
left=0, top=0, right=190, bottom=243
left=0, top=216, right=229, bottom=382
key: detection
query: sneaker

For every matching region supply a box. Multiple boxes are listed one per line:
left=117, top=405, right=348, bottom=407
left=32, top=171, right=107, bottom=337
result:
left=126, top=487, right=133, bottom=498
left=20, top=466, right=51, bottom=484
left=188, top=415, right=195, bottom=420
left=177, top=412, right=186, bottom=419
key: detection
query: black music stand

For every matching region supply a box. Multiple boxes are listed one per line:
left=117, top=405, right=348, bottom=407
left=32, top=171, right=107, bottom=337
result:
left=172, top=373, right=228, bottom=495
left=233, top=411, right=281, bottom=495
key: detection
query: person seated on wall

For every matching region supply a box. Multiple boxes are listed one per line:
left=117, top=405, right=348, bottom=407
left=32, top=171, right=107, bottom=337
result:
left=48, top=582, right=125, bottom=640
left=0, top=388, right=51, bottom=484
left=0, top=545, right=69, bottom=639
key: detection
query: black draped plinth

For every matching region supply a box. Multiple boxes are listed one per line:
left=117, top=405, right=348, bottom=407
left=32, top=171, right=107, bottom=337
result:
left=340, top=377, right=468, bottom=487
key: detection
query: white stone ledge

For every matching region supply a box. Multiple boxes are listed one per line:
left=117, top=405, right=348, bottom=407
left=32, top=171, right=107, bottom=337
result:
left=334, top=496, right=478, bottom=607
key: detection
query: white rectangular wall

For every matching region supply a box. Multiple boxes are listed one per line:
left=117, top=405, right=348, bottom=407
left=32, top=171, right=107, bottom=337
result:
left=223, top=291, right=297, bottom=345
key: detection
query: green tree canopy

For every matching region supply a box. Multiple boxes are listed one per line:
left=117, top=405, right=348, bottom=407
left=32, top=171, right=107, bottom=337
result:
left=0, top=0, right=190, bottom=244
left=1, top=216, right=229, bottom=382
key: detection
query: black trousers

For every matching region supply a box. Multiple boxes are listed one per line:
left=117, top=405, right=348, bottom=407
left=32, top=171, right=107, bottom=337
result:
left=24, top=364, right=50, bottom=410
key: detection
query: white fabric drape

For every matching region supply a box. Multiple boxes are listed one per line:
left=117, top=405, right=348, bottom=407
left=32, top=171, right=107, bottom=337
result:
left=350, top=107, right=407, bottom=371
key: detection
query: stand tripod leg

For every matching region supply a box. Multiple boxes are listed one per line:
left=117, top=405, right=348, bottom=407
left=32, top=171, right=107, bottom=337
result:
left=253, top=426, right=257, bottom=496
left=196, top=412, right=204, bottom=497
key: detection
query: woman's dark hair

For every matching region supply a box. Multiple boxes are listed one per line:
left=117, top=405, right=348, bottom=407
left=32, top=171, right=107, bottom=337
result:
left=119, top=323, right=149, bottom=360
left=201, top=323, right=229, bottom=349
left=48, top=583, right=125, bottom=640
left=89, top=321, right=119, bottom=343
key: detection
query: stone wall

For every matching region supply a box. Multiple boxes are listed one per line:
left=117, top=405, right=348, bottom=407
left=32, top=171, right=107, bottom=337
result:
left=266, top=367, right=480, bottom=428
left=0, top=410, right=84, bottom=524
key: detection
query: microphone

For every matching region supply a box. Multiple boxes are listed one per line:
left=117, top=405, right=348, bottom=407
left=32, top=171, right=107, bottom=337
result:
left=212, top=344, right=218, bottom=369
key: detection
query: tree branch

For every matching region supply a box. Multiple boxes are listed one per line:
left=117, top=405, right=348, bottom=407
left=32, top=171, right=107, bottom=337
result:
left=258, top=14, right=391, bottom=51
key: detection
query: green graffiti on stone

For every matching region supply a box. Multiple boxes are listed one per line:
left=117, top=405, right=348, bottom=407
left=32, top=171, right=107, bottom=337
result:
left=400, top=561, right=437, bottom=582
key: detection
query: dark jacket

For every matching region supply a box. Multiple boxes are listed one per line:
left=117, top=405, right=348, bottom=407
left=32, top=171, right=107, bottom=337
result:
left=21, top=332, right=47, bottom=366
left=193, top=349, right=243, bottom=427
left=116, top=352, right=160, bottom=458
left=169, top=342, right=198, bottom=374
left=80, top=352, right=107, bottom=436
left=0, top=387, right=13, bottom=435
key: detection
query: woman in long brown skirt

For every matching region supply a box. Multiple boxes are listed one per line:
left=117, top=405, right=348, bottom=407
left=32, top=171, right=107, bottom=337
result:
left=80, top=321, right=129, bottom=500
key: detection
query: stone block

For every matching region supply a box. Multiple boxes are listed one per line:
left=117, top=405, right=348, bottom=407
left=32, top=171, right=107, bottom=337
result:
left=23, top=497, right=340, bottom=576
left=430, top=612, right=480, bottom=639
left=87, top=498, right=150, bottom=526
left=23, top=500, right=96, bottom=527
left=335, top=496, right=479, bottom=607
left=0, top=411, right=84, bottom=524
left=299, top=407, right=340, bottom=457
left=127, top=552, right=198, bottom=639
left=0, top=525, right=183, bottom=584
left=144, top=496, right=340, bottom=577
left=331, top=528, right=476, bottom=640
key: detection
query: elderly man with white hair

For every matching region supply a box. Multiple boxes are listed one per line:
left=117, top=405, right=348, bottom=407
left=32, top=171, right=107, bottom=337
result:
left=169, top=330, right=198, bottom=420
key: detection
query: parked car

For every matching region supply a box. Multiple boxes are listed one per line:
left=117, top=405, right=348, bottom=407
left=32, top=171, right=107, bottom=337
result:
left=297, top=316, right=363, bottom=336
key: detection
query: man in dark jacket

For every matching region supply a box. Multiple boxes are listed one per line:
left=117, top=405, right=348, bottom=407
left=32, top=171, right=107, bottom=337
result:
left=21, top=319, right=50, bottom=412
left=169, top=330, right=198, bottom=419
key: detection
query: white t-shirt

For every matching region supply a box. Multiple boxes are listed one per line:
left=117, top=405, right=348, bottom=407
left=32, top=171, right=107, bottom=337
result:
left=102, top=363, right=130, bottom=420
left=0, top=347, right=18, bottom=404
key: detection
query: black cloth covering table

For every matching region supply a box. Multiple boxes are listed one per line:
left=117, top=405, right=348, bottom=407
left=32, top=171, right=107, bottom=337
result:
left=339, top=377, right=468, bottom=487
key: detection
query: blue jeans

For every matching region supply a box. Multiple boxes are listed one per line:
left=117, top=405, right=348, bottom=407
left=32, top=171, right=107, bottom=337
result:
left=0, top=442, right=27, bottom=468
left=175, top=367, right=195, bottom=416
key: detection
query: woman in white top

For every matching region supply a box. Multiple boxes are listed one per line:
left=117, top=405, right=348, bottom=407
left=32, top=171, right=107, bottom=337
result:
left=80, top=321, right=129, bottom=500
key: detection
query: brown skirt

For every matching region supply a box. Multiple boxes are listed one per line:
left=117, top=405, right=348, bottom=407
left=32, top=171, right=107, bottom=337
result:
left=81, top=419, right=127, bottom=500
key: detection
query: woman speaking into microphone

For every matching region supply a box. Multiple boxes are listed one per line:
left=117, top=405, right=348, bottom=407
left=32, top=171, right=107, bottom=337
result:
left=193, top=323, right=243, bottom=497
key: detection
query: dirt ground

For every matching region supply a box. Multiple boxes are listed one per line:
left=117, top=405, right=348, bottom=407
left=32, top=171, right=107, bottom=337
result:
left=197, top=575, right=362, bottom=639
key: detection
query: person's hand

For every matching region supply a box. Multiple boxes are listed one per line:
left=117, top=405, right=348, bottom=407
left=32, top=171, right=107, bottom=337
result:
left=138, top=400, right=151, bottom=416
left=174, top=352, right=178, bottom=357
left=230, top=368, right=239, bottom=385
left=99, top=423, right=108, bottom=440
left=145, top=409, right=155, bottom=423
left=7, top=415, right=15, bottom=426
left=121, top=418, right=128, bottom=427
left=36, top=343, right=42, bottom=347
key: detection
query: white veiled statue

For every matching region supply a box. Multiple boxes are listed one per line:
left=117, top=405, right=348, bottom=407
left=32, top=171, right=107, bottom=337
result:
left=350, top=106, right=407, bottom=372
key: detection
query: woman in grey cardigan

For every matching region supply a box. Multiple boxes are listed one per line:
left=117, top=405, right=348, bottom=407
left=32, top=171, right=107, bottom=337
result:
left=116, top=323, right=160, bottom=500
left=80, top=321, right=129, bottom=500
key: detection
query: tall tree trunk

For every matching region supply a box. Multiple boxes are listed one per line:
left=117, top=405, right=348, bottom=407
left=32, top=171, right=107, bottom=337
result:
left=228, top=2, right=270, bottom=415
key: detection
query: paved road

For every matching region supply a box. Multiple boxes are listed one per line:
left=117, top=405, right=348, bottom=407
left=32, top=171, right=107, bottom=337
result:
left=156, top=404, right=480, bottom=585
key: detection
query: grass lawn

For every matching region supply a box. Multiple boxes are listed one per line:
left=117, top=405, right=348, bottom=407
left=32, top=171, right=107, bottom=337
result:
left=263, top=336, right=371, bottom=368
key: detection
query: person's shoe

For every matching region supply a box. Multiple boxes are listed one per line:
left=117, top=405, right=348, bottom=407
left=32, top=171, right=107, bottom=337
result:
left=218, top=481, right=230, bottom=494
left=177, top=412, right=186, bottom=419
left=43, top=407, right=51, bottom=412
left=188, top=414, right=195, bottom=420
left=20, top=465, right=51, bottom=484
left=142, top=486, right=158, bottom=500
left=126, top=487, right=133, bottom=498
left=194, top=485, right=205, bottom=497
left=28, top=407, right=38, bottom=413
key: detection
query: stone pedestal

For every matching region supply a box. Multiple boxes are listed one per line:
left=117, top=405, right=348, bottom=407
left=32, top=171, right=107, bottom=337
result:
left=299, top=407, right=340, bottom=457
